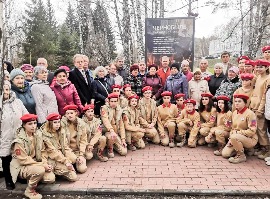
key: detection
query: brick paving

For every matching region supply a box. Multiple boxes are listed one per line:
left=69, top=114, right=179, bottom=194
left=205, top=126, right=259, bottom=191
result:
left=1, top=144, right=270, bottom=194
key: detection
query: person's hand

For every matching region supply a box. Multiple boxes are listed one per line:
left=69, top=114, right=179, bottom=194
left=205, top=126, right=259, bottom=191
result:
left=121, top=139, right=127, bottom=148
left=110, top=131, right=117, bottom=140
left=160, top=133, right=166, bottom=139
left=86, top=145, right=93, bottom=152
left=152, top=95, right=156, bottom=100
left=65, top=163, right=75, bottom=171
left=44, top=164, right=53, bottom=172
left=105, top=98, right=109, bottom=103
left=140, top=128, right=146, bottom=133
left=76, top=156, right=84, bottom=165
left=256, top=112, right=263, bottom=119
left=189, top=121, right=193, bottom=126
left=164, top=123, right=168, bottom=128
left=148, top=123, right=155, bottom=128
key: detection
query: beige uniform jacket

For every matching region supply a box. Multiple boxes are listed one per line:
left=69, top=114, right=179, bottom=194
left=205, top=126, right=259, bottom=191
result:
left=123, top=107, right=146, bottom=132
left=231, top=107, right=258, bottom=139
left=188, top=79, right=210, bottom=109
left=232, top=87, right=254, bottom=111
left=100, top=105, right=125, bottom=140
left=82, top=115, right=102, bottom=146
left=40, top=126, right=73, bottom=165
left=216, top=111, right=232, bottom=132
left=250, top=74, right=270, bottom=112
left=157, top=103, right=178, bottom=134
left=61, top=117, right=88, bottom=156
left=177, top=109, right=200, bottom=129
left=200, top=107, right=217, bottom=128
left=138, top=98, right=158, bottom=125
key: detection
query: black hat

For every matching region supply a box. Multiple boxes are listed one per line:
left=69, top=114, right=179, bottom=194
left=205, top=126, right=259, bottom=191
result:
left=170, top=63, right=180, bottom=71
left=54, top=68, right=67, bottom=77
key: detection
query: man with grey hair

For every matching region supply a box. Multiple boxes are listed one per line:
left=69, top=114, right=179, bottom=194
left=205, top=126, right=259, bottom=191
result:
left=181, top=60, right=193, bottom=81
left=69, top=54, right=92, bottom=105
left=157, top=56, right=171, bottom=86
left=37, top=57, right=54, bottom=84
left=199, top=59, right=213, bottom=79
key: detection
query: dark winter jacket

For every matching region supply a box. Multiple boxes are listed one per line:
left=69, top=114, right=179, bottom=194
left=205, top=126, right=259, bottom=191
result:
left=215, top=76, right=241, bottom=105
left=117, top=66, right=129, bottom=81
left=164, top=72, right=188, bottom=102
left=91, top=77, right=112, bottom=115
left=11, top=81, right=36, bottom=114
left=124, top=75, right=143, bottom=96
left=208, top=73, right=227, bottom=96
left=142, top=73, right=163, bottom=99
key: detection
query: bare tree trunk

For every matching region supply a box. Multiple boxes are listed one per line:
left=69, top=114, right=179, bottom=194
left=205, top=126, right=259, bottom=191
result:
left=0, top=0, right=4, bottom=134
left=145, top=0, right=148, bottom=18
left=253, top=0, right=269, bottom=57
left=136, top=0, right=144, bottom=59
left=113, top=0, right=123, bottom=45
left=239, top=0, right=244, bottom=56
left=247, top=0, right=254, bottom=57
left=122, top=0, right=132, bottom=64
left=160, top=0, right=164, bottom=17
left=154, top=0, right=158, bottom=18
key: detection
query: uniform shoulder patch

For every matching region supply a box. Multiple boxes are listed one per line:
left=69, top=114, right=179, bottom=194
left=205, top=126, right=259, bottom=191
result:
left=251, top=119, right=257, bottom=127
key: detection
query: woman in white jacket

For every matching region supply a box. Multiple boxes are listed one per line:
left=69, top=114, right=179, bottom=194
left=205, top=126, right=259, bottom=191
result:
left=31, top=66, right=58, bottom=125
left=0, top=80, right=28, bottom=189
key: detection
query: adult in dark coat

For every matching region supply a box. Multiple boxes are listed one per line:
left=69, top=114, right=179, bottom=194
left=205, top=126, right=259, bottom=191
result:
left=68, top=54, right=92, bottom=105
left=142, top=64, right=163, bottom=100
left=91, top=66, right=112, bottom=115
left=10, top=69, right=36, bottom=114
left=3, top=61, right=14, bottom=73
left=208, top=63, right=227, bottom=96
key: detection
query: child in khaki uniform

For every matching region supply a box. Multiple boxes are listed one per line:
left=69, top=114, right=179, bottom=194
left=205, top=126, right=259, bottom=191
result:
left=138, top=86, right=160, bottom=145
left=41, top=113, right=77, bottom=182
left=101, top=93, right=127, bottom=158
left=175, top=93, right=185, bottom=116
left=123, top=95, right=146, bottom=150
left=157, top=91, right=178, bottom=147
left=177, top=99, right=200, bottom=148
left=82, top=104, right=108, bottom=162
left=61, top=105, right=88, bottom=174
left=198, top=93, right=217, bottom=146
left=206, top=96, right=232, bottom=155
left=222, top=94, right=258, bottom=164
left=10, top=114, right=55, bottom=199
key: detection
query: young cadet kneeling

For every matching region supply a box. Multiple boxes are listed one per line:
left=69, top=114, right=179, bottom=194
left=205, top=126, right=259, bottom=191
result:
left=137, top=86, right=160, bottom=145
left=61, top=105, right=88, bottom=173
left=123, top=94, right=146, bottom=150
left=10, top=114, right=55, bottom=199
left=206, top=95, right=232, bottom=155
left=177, top=99, right=200, bottom=147
left=157, top=91, right=178, bottom=147
left=82, top=104, right=108, bottom=162
left=222, top=94, right=258, bottom=163
left=40, top=113, right=77, bottom=181
left=101, top=93, right=127, bottom=158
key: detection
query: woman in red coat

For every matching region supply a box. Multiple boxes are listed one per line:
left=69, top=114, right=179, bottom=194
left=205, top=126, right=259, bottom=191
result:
left=51, top=69, right=83, bottom=115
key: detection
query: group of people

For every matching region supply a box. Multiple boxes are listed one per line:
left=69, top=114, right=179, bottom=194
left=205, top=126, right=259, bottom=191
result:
left=1, top=46, right=270, bottom=199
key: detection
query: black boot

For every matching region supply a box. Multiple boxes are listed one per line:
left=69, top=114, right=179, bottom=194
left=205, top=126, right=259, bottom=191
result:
left=1, top=156, right=16, bottom=189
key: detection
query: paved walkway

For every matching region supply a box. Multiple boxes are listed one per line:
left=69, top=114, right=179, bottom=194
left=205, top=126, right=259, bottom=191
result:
left=1, top=144, right=270, bottom=196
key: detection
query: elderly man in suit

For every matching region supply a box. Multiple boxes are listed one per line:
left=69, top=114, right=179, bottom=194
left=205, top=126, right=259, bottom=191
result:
left=69, top=54, right=92, bottom=105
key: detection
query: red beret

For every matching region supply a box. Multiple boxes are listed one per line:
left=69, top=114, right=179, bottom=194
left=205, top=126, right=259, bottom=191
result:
left=240, top=73, right=254, bottom=80
left=262, top=46, right=270, bottom=53
left=130, top=64, right=139, bottom=72
left=174, top=93, right=185, bottom=100
left=142, top=86, right=152, bottom=93
left=184, top=99, right=196, bottom=105
left=63, top=105, right=78, bottom=111
left=237, top=56, right=249, bottom=63
left=128, top=95, right=139, bottom=100
left=20, top=114, right=38, bottom=123
left=148, top=64, right=158, bottom=71
left=161, top=91, right=172, bottom=97
left=107, top=93, right=119, bottom=99
left=46, top=113, right=61, bottom=121
left=111, top=84, right=122, bottom=89
left=201, top=93, right=213, bottom=98
left=245, top=60, right=256, bottom=67
left=256, top=59, right=270, bottom=67
left=216, top=95, right=230, bottom=101
left=20, top=64, right=34, bottom=72
left=83, top=104, right=95, bottom=112
left=233, top=94, right=249, bottom=100
left=123, top=84, right=131, bottom=90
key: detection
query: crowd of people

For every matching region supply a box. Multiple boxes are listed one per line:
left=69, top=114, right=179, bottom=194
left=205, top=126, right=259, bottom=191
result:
left=1, top=47, right=270, bottom=199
